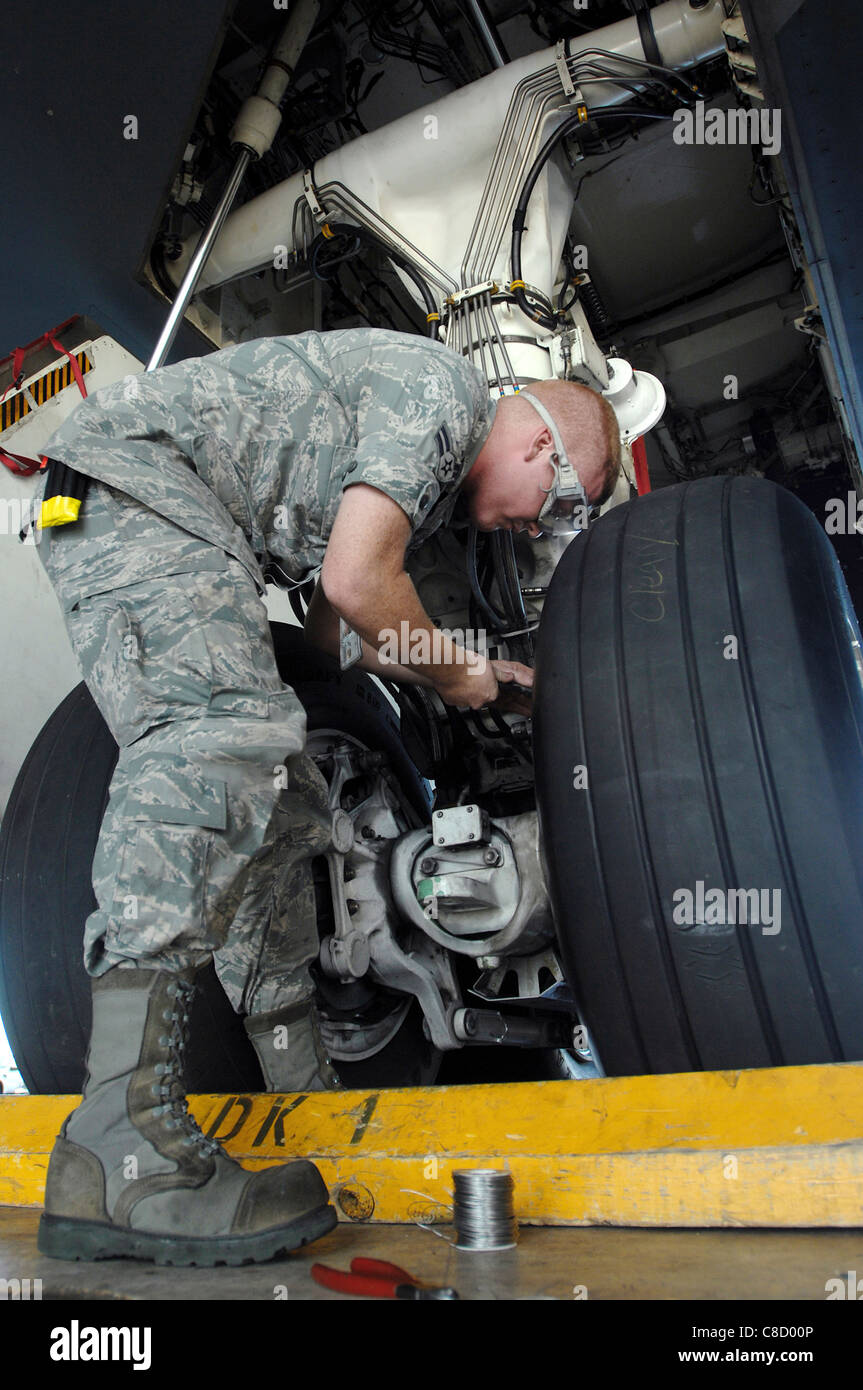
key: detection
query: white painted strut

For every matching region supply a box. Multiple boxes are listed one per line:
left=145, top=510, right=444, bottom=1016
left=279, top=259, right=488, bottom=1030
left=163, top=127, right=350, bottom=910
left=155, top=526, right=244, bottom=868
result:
left=171, top=0, right=726, bottom=301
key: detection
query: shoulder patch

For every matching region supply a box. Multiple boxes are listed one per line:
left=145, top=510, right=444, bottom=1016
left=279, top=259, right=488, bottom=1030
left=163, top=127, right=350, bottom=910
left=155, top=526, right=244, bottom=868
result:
left=434, top=423, right=459, bottom=481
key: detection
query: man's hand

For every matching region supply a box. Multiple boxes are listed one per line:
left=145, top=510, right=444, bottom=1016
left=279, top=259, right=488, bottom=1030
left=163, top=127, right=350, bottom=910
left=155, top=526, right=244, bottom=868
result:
left=434, top=659, right=534, bottom=714
left=489, top=659, right=534, bottom=717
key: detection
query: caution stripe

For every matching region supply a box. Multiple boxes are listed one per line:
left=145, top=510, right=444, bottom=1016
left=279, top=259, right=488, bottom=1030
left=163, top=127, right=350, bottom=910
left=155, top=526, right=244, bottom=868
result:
left=1, top=349, right=93, bottom=432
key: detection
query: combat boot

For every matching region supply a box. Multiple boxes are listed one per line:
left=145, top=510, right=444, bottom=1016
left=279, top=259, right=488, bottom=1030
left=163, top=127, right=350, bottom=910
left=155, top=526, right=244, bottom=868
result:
left=244, top=999, right=342, bottom=1092
left=38, top=966, right=337, bottom=1265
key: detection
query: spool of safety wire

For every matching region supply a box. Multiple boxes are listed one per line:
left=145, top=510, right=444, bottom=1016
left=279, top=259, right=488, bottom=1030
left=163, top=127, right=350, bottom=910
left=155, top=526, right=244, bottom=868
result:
left=452, top=1169, right=518, bottom=1251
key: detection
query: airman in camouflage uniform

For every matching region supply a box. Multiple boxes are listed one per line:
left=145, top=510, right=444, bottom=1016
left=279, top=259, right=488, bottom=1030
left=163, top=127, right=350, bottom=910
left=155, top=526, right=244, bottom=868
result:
left=33, top=326, right=612, bottom=1265
left=35, top=328, right=496, bottom=1025
left=32, top=328, right=506, bottom=1266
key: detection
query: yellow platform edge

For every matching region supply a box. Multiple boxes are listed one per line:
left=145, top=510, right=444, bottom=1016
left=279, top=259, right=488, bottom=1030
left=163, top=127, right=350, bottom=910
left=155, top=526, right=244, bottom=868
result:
left=2, top=1063, right=863, bottom=1226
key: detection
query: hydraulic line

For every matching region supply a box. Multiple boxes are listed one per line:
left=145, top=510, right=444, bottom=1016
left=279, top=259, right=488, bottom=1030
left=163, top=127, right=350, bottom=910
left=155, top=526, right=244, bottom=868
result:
left=484, top=289, right=518, bottom=389
left=169, top=3, right=726, bottom=297
left=316, top=180, right=456, bottom=293
left=478, top=296, right=505, bottom=396
left=491, top=530, right=531, bottom=663
left=464, top=41, right=700, bottom=288
left=467, top=526, right=509, bottom=632
left=308, top=220, right=440, bottom=333
left=510, top=105, right=673, bottom=330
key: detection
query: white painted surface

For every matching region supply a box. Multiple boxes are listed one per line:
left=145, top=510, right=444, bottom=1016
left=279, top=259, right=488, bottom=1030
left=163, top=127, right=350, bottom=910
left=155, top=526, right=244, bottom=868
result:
left=172, top=0, right=727, bottom=303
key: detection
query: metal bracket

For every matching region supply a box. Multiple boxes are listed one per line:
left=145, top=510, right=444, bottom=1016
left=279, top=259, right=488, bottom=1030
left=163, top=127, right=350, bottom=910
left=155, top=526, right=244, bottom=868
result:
left=554, top=39, right=577, bottom=100
left=430, top=804, right=491, bottom=848
left=554, top=39, right=587, bottom=117
left=302, top=168, right=327, bottom=224
left=794, top=305, right=827, bottom=342
left=445, top=279, right=499, bottom=309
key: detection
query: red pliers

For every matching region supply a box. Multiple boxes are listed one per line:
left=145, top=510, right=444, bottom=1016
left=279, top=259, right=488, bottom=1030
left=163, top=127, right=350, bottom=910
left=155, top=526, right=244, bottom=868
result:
left=311, top=1256, right=459, bottom=1300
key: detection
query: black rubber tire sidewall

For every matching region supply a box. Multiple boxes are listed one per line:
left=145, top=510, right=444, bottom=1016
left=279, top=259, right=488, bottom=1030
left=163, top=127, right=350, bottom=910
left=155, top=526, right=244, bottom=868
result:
left=533, top=476, right=863, bottom=1076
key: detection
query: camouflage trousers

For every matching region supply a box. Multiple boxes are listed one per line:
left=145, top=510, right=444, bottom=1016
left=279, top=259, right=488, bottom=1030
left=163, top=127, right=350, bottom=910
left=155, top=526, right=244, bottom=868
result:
left=35, top=476, right=333, bottom=1016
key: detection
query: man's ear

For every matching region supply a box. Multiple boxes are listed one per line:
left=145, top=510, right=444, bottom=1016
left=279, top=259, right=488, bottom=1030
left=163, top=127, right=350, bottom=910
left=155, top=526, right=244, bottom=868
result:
left=524, top=425, right=553, bottom=462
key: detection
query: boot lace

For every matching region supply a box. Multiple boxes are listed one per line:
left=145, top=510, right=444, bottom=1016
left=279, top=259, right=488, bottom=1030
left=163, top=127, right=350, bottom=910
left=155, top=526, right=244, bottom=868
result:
left=152, top=976, right=221, bottom=1157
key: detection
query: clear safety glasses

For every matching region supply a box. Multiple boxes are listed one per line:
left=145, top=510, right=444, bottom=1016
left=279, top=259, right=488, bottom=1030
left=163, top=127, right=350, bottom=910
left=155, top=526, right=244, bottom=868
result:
left=518, top=388, right=595, bottom=537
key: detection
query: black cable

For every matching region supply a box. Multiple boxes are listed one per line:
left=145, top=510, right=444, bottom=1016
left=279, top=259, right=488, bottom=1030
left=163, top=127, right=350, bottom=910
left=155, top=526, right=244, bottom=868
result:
left=491, top=530, right=528, bottom=628
left=462, top=705, right=533, bottom=764
left=310, top=229, right=363, bottom=277
left=557, top=280, right=579, bottom=317
left=579, top=275, right=611, bottom=339
left=308, top=220, right=439, bottom=334
left=555, top=234, right=582, bottom=316
left=572, top=151, right=626, bottom=204
left=492, top=531, right=533, bottom=663
left=567, top=47, right=702, bottom=102
left=363, top=0, right=454, bottom=79
left=511, top=106, right=673, bottom=329
left=467, top=526, right=508, bottom=631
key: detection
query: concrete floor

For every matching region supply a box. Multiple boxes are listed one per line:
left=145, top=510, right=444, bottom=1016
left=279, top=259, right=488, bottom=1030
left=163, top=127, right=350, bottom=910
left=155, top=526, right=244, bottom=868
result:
left=3, top=1206, right=862, bottom=1301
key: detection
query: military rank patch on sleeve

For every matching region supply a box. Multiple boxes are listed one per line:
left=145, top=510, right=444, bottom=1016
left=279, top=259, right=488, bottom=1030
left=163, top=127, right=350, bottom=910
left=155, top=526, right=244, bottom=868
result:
left=434, top=423, right=459, bottom=482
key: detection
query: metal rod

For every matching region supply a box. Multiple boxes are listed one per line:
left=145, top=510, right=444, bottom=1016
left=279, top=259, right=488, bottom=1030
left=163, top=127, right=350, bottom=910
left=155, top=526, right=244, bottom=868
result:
left=479, top=294, right=505, bottom=396
left=460, top=0, right=509, bottom=70
left=146, top=147, right=253, bottom=371
left=484, top=289, right=517, bottom=391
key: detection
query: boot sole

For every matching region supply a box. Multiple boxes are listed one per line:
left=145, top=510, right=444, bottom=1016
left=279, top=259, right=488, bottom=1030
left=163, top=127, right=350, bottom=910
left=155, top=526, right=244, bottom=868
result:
left=37, top=1202, right=338, bottom=1267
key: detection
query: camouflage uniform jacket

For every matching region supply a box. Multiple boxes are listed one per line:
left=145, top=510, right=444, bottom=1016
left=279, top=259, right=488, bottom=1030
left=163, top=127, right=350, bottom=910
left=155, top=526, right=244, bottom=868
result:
left=41, top=327, right=497, bottom=594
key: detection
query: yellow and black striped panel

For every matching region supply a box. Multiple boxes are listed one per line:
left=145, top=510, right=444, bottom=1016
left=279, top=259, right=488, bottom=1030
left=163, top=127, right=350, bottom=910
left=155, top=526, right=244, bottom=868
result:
left=1, top=349, right=93, bottom=432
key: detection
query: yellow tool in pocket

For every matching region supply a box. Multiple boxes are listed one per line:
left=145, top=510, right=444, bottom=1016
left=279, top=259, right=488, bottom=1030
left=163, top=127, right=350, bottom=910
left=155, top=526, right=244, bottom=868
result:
left=39, top=455, right=91, bottom=528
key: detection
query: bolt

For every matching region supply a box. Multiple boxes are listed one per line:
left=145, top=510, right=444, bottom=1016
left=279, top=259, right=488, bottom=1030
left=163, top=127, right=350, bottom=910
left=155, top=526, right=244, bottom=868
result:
left=436, top=837, right=445, bottom=845
left=420, top=858, right=438, bottom=874
left=435, top=811, right=443, bottom=818
left=483, top=846, right=501, bottom=866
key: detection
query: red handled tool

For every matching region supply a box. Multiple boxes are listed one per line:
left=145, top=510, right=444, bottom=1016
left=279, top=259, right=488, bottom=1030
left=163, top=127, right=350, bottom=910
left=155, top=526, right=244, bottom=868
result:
left=311, top=1256, right=459, bottom=1300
